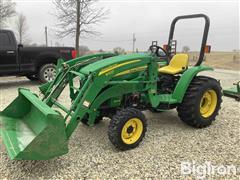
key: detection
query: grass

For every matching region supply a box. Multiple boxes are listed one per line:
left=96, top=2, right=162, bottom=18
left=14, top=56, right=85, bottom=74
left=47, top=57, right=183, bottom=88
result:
left=188, top=51, right=240, bottom=71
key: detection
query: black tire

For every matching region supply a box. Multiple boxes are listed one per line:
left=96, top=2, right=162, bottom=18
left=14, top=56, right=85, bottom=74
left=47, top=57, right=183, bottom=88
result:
left=26, top=75, right=38, bottom=81
left=38, top=64, right=57, bottom=83
left=108, top=108, right=147, bottom=151
left=177, top=76, right=222, bottom=128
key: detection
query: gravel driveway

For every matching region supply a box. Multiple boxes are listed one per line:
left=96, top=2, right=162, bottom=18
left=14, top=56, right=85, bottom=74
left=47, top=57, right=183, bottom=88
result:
left=0, top=69, right=239, bottom=179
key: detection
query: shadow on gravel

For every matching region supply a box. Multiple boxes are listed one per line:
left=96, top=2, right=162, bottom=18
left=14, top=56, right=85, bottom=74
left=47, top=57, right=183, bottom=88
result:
left=1, top=122, right=73, bottom=177
left=1, top=154, right=69, bottom=178
left=0, top=79, right=39, bottom=88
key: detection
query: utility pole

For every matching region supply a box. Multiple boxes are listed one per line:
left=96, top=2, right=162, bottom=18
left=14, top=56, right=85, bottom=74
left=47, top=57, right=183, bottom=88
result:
left=133, top=33, right=136, bottom=52
left=75, top=0, right=80, bottom=56
left=45, top=26, right=48, bottom=47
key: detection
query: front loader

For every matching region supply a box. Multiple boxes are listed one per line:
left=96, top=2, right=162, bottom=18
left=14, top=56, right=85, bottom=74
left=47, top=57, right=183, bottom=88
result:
left=0, top=14, right=222, bottom=160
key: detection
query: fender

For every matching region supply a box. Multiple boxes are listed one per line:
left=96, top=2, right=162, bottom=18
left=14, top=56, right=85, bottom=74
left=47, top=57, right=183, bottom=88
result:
left=87, top=83, right=143, bottom=125
left=172, top=65, right=213, bottom=103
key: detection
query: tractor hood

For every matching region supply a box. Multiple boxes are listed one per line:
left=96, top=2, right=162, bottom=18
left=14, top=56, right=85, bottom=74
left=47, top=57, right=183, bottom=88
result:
left=80, top=53, right=151, bottom=75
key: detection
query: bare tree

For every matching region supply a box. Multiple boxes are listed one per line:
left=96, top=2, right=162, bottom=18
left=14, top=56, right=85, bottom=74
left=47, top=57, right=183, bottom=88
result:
left=0, top=0, right=16, bottom=26
left=182, top=46, right=190, bottom=53
left=113, top=47, right=125, bottom=55
left=15, top=13, right=30, bottom=44
left=52, top=0, right=109, bottom=56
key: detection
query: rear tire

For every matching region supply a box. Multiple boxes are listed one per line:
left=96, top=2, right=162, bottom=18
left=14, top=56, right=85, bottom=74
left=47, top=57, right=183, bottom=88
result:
left=38, top=64, right=57, bottom=83
left=177, top=76, right=222, bottom=128
left=108, top=108, right=147, bottom=150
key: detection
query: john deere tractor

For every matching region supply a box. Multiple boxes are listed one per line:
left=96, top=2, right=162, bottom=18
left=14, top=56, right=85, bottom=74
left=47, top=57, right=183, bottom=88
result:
left=0, top=14, right=222, bottom=160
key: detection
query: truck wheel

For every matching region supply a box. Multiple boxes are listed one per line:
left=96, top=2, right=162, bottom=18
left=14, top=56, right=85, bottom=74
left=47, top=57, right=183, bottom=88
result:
left=26, top=75, right=38, bottom=81
left=38, top=64, right=57, bottom=83
left=177, top=76, right=222, bottom=128
left=108, top=108, right=147, bottom=150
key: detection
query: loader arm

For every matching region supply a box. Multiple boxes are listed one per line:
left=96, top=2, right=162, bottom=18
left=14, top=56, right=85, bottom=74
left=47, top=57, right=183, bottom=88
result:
left=65, top=54, right=156, bottom=137
left=0, top=52, right=116, bottom=160
left=41, top=53, right=116, bottom=102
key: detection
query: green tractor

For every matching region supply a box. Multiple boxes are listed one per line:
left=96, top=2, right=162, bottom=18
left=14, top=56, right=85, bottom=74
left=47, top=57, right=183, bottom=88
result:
left=0, top=14, right=222, bottom=160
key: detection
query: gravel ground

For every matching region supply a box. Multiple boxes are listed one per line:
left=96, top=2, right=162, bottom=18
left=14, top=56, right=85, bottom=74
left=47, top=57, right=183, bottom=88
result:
left=0, top=69, right=239, bottom=179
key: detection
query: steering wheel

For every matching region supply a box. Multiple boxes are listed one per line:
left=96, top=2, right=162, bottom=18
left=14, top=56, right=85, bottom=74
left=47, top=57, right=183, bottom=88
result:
left=149, top=45, right=168, bottom=58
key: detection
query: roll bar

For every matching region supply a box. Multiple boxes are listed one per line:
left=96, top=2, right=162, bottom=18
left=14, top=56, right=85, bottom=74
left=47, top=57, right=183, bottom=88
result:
left=167, top=14, right=210, bottom=66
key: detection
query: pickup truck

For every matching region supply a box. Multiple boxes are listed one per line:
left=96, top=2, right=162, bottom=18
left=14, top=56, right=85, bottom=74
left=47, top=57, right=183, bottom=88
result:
left=0, top=29, right=76, bottom=83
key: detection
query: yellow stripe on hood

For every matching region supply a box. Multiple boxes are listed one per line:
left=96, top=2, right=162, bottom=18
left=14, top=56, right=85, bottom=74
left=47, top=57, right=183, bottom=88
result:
left=98, top=59, right=141, bottom=76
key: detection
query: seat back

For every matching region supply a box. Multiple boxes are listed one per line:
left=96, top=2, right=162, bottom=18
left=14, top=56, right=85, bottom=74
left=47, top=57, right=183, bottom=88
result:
left=169, top=54, right=189, bottom=70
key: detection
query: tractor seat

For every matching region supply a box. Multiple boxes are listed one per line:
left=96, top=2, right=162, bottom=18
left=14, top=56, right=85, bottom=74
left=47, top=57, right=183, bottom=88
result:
left=159, top=54, right=189, bottom=75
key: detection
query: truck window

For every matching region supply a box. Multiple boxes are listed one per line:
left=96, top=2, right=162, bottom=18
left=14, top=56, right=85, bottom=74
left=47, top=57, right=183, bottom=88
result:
left=0, top=32, right=11, bottom=46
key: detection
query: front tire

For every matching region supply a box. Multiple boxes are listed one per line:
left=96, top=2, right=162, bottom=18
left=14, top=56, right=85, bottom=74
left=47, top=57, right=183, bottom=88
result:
left=108, top=108, right=147, bottom=150
left=38, top=64, right=57, bottom=83
left=177, top=76, right=222, bottom=128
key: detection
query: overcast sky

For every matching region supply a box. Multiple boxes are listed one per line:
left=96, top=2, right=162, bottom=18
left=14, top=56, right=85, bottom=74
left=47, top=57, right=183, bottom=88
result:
left=7, top=0, right=240, bottom=51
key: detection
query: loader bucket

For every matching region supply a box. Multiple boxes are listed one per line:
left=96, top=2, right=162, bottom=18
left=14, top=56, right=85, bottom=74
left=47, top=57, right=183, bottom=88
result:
left=0, top=88, right=68, bottom=160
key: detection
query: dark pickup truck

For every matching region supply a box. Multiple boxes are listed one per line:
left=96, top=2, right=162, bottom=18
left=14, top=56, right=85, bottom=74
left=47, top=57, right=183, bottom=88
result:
left=0, top=29, right=76, bottom=82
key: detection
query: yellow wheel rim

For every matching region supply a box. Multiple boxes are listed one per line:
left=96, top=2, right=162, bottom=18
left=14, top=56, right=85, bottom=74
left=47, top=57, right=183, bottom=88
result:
left=121, top=118, right=143, bottom=144
left=200, top=90, right=217, bottom=118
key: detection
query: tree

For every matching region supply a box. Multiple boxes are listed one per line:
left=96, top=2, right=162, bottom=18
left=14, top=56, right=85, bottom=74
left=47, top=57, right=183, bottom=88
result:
left=79, top=45, right=90, bottom=55
left=182, top=46, right=190, bottom=53
left=113, top=47, right=125, bottom=55
left=15, top=13, right=30, bottom=44
left=52, top=0, right=109, bottom=56
left=0, top=0, right=16, bottom=26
